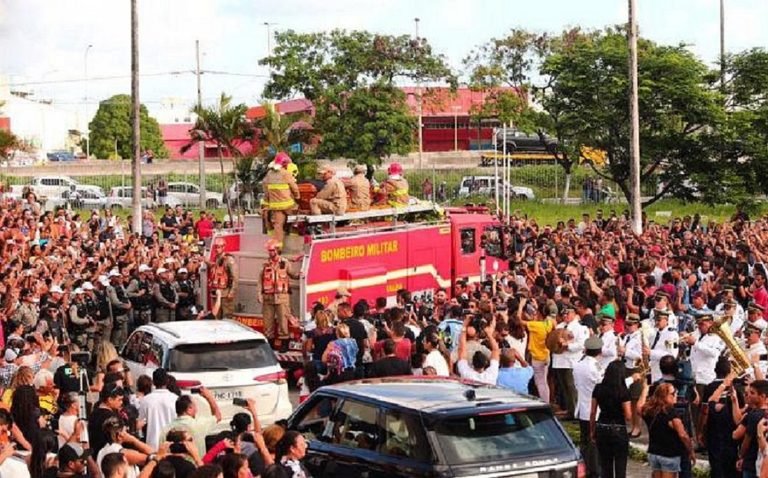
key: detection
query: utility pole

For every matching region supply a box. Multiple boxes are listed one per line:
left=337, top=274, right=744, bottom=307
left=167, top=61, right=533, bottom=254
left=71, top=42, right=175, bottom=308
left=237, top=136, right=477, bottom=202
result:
left=84, top=44, right=92, bottom=159
left=196, top=39, right=206, bottom=209
left=720, top=0, right=726, bottom=92
left=415, top=17, right=423, bottom=170
left=628, top=0, right=642, bottom=234
left=131, top=0, right=142, bottom=235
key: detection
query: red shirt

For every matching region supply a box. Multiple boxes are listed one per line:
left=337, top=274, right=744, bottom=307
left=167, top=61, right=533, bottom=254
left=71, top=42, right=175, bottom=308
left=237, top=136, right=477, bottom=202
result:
left=374, top=338, right=412, bottom=362
left=195, top=218, right=214, bottom=238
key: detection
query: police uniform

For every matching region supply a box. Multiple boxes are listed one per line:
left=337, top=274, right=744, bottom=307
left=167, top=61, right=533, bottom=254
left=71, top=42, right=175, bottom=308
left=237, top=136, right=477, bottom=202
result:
left=127, top=268, right=154, bottom=326
left=91, top=284, right=114, bottom=352
left=153, top=270, right=178, bottom=323
left=598, top=316, right=618, bottom=370
left=745, top=322, right=768, bottom=379
left=174, top=272, right=197, bottom=321
left=573, top=335, right=604, bottom=478
left=107, top=276, right=132, bottom=348
left=68, top=291, right=94, bottom=350
left=690, top=317, right=725, bottom=386
left=622, top=328, right=644, bottom=372
left=648, top=311, right=679, bottom=383
left=209, top=251, right=238, bottom=320
left=257, top=249, right=297, bottom=342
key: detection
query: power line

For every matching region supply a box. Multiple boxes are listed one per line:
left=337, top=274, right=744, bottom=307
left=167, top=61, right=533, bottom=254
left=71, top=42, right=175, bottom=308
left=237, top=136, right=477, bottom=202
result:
left=7, top=70, right=269, bottom=87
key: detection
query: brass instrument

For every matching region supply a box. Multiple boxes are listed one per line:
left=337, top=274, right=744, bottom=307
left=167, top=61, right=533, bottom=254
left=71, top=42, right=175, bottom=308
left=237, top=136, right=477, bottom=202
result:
left=637, top=329, right=651, bottom=378
left=711, top=314, right=751, bottom=376
left=546, top=328, right=574, bottom=354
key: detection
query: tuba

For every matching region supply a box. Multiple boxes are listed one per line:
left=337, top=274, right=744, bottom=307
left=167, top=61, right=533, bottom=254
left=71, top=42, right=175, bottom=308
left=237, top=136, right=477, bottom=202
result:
left=711, top=314, right=751, bottom=376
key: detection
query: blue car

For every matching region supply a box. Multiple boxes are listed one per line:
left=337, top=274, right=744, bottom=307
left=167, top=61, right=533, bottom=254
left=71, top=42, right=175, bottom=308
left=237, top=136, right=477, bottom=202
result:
left=47, top=151, right=76, bottom=162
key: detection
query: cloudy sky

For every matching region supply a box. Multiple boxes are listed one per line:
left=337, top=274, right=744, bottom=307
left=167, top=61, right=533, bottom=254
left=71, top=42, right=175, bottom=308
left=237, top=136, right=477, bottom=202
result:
left=1, top=0, right=766, bottom=118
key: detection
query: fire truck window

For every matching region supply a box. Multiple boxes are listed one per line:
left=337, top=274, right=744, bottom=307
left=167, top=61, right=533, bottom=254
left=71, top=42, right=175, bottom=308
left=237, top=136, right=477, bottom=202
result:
left=482, top=227, right=503, bottom=258
left=460, top=229, right=476, bottom=255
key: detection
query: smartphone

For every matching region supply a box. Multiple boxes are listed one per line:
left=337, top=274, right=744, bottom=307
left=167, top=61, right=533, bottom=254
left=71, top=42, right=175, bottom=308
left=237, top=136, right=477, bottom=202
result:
left=233, top=398, right=248, bottom=407
left=190, top=388, right=202, bottom=395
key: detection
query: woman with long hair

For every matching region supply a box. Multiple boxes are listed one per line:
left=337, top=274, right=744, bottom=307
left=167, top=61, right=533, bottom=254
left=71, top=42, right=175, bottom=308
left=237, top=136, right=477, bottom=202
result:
left=322, top=323, right=358, bottom=384
left=10, top=384, right=42, bottom=445
left=642, top=383, right=695, bottom=478
left=422, top=332, right=450, bottom=376
left=590, top=361, right=640, bottom=478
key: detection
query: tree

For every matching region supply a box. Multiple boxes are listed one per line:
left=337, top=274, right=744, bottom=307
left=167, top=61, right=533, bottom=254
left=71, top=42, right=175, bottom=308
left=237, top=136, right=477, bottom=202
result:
left=183, top=93, right=255, bottom=219
left=261, top=29, right=455, bottom=166
left=538, top=28, right=722, bottom=206
left=88, top=94, right=167, bottom=160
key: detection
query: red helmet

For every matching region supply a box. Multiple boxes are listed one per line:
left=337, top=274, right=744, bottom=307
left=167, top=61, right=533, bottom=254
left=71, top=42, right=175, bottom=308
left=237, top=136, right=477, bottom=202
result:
left=387, top=162, right=403, bottom=175
left=274, top=152, right=292, bottom=167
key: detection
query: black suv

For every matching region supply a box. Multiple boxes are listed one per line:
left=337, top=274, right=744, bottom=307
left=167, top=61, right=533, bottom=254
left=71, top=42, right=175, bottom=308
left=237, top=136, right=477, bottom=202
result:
left=286, top=377, right=583, bottom=478
left=495, top=129, right=558, bottom=153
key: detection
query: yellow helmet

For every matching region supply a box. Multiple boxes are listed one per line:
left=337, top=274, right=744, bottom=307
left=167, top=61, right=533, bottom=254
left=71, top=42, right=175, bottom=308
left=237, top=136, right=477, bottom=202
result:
left=286, top=163, right=299, bottom=178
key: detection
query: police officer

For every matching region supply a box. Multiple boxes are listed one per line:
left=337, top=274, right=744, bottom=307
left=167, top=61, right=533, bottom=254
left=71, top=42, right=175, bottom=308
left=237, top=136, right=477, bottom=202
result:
left=597, top=314, right=618, bottom=370
left=309, top=165, right=347, bottom=215
left=683, top=313, right=725, bottom=438
left=68, top=288, right=95, bottom=350
left=649, top=309, right=679, bottom=383
left=13, top=288, right=39, bottom=333
left=744, top=322, right=767, bottom=380
left=209, top=237, right=238, bottom=320
left=744, top=302, right=768, bottom=337
left=127, top=264, right=154, bottom=327
left=256, top=239, right=298, bottom=351
left=153, top=268, right=178, bottom=323
left=347, top=165, right=371, bottom=211
left=717, top=285, right=745, bottom=334
left=174, top=267, right=197, bottom=321
left=377, top=162, right=409, bottom=207
left=619, top=313, right=645, bottom=437
left=261, top=152, right=299, bottom=247
left=91, top=279, right=114, bottom=353
left=107, top=270, right=132, bottom=348
left=573, top=335, right=604, bottom=478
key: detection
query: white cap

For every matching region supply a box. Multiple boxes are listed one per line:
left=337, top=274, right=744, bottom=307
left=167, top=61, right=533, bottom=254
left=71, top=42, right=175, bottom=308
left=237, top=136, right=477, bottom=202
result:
left=82, top=282, right=94, bottom=291
left=177, top=267, right=188, bottom=274
left=49, top=285, right=64, bottom=294
left=164, top=258, right=174, bottom=264
left=99, top=278, right=110, bottom=287
left=108, top=269, right=121, bottom=278
left=74, top=288, right=84, bottom=295
left=157, top=267, right=168, bottom=274
left=138, top=264, right=151, bottom=273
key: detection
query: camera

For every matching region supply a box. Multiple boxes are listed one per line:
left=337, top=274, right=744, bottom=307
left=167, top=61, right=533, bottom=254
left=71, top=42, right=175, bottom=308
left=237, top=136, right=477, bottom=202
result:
left=71, top=352, right=90, bottom=368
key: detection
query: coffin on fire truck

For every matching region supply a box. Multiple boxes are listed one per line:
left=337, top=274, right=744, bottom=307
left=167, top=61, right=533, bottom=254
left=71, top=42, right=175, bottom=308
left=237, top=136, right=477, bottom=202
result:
left=209, top=202, right=509, bottom=363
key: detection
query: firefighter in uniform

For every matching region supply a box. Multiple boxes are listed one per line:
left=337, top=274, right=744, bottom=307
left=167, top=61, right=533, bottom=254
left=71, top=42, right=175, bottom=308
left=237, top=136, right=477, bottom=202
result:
left=377, top=162, right=409, bottom=207
left=262, top=152, right=299, bottom=247
left=107, top=270, right=132, bottom=348
left=309, top=165, right=347, bottom=215
left=174, top=267, right=197, bottom=321
left=257, top=239, right=298, bottom=351
left=153, top=268, right=178, bottom=323
left=348, top=165, right=371, bottom=211
left=127, top=264, right=154, bottom=326
left=648, top=309, right=679, bottom=383
left=68, top=288, right=95, bottom=350
left=210, top=237, right=238, bottom=320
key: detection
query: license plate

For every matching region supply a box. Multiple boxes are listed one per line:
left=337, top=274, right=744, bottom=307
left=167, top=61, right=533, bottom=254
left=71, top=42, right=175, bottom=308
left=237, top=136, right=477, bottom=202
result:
left=289, top=340, right=303, bottom=351
left=213, top=390, right=243, bottom=401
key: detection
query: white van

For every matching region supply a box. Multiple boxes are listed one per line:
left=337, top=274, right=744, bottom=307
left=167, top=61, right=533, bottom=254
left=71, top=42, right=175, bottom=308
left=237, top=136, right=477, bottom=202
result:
left=457, top=175, right=535, bottom=200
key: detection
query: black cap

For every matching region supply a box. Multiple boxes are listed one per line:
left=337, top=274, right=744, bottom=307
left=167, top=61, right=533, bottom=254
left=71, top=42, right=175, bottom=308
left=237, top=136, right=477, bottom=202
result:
left=58, top=443, right=90, bottom=467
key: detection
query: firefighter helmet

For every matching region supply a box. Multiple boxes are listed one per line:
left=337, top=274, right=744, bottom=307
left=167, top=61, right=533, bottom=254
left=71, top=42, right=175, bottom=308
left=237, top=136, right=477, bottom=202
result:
left=274, top=152, right=292, bottom=167
left=265, top=239, right=281, bottom=251
left=286, top=163, right=299, bottom=178
left=387, top=162, right=403, bottom=175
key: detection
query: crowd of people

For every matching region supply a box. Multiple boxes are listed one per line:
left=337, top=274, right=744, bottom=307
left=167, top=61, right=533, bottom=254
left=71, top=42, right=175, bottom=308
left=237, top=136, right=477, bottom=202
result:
left=7, top=177, right=768, bottom=478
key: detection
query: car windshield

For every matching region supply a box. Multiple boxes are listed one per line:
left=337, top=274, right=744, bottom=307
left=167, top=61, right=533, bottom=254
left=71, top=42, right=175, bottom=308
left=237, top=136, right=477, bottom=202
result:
left=432, top=408, right=571, bottom=465
left=168, top=339, right=277, bottom=372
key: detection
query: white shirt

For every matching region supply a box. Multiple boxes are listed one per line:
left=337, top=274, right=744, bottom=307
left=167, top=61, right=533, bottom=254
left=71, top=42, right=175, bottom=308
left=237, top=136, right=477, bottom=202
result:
left=623, top=330, right=643, bottom=370
left=649, top=326, right=680, bottom=382
left=57, top=414, right=89, bottom=449
left=598, top=330, right=618, bottom=370
left=505, top=333, right=528, bottom=367
left=746, top=341, right=768, bottom=379
left=97, top=443, right=139, bottom=478
left=457, top=359, right=500, bottom=385
left=690, top=331, right=725, bottom=384
left=716, top=303, right=746, bottom=334
left=551, top=320, right=590, bottom=369
left=423, top=349, right=450, bottom=377
left=138, top=388, right=178, bottom=450
left=573, top=355, right=603, bottom=420
left=0, top=457, right=30, bottom=478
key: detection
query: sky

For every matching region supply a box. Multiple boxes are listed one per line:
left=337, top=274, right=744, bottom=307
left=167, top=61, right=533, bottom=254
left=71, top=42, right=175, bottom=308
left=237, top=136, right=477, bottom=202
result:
left=1, top=0, right=766, bottom=119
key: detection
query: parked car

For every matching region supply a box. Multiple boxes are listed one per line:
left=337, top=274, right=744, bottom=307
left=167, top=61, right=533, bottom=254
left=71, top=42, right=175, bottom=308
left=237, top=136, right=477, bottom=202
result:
left=121, top=321, right=292, bottom=433
left=167, top=182, right=223, bottom=209
left=46, top=150, right=77, bottom=162
left=11, top=176, right=103, bottom=199
left=107, top=186, right=160, bottom=209
left=287, top=377, right=582, bottom=478
left=457, top=175, right=535, bottom=200
left=48, top=188, right=109, bottom=210
left=495, top=129, right=558, bottom=153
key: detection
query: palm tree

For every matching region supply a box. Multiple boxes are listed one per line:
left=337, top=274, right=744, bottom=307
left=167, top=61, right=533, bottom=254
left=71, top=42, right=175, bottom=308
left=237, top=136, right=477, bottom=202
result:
left=182, top=93, right=254, bottom=219
left=253, top=101, right=316, bottom=178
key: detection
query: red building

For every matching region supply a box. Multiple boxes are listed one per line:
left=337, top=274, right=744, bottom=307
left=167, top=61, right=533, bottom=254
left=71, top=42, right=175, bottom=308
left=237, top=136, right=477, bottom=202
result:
left=160, top=123, right=255, bottom=160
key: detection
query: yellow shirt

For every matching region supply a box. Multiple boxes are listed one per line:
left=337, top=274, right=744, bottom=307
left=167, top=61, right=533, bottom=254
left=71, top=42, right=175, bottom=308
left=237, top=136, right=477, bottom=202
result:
left=526, top=318, right=555, bottom=362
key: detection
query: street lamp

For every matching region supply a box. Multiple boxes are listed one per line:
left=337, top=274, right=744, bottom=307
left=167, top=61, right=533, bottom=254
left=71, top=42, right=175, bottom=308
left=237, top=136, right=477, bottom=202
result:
left=414, top=17, right=423, bottom=169
left=84, top=44, right=93, bottom=159
left=452, top=105, right=461, bottom=151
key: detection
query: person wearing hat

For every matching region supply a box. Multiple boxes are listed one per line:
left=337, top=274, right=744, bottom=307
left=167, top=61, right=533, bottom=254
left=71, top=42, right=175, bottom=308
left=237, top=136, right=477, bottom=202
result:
left=619, top=313, right=645, bottom=437
left=126, top=265, right=155, bottom=326
left=57, top=442, right=95, bottom=477
left=68, top=288, right=96, bottom=351
left=208, top=237, right=238, bottom=320
left=375, top=162, right=409, bottom=208
left=90, top=278, right=114, bottom=354
left=309, top=164, right=347, bottom=216
left=261, top=152, right=300, bottom=247
left=683, top=313, right=725, bottom=435
left=648, top=309, right=679, bottom=383
left=257, top=239, right=299, bottom=351
left=107, top=270, right=132, bottom=349
left=717, top=286, right=746, bottom=334
left=174, top=267, right=197, bottom=321
left=152, top=267, right=178, bottom=323
left=744, top=302, right=768, bottom=336
left=551, top=304, right=590, bottom=420
left=573, top=334, right=604, bottom=478
left=648, top=290, right=678, bottom=331
left=347, top=164, right=371, bottom=212
left=12, top=287, right=39, bottom=333
left=744, top=321, right=767, bottom=380
left=597, top=314, right=618, bottom=370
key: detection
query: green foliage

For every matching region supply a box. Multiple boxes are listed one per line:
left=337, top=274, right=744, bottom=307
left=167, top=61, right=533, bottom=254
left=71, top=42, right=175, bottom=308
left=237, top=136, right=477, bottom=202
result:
left=261, top=29, right=455, bottom=165
left=253, top=102, right=315, bottom=161
left=0, top=130, right=21, bottom=161
left=88, top=94, right=168, bottom=160
left=185, top=93, right=254, bottom=160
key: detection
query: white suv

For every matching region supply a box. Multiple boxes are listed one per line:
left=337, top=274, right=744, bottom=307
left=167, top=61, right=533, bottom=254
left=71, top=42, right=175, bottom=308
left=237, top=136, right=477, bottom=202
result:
left=121, top=320, right=293, bottom=430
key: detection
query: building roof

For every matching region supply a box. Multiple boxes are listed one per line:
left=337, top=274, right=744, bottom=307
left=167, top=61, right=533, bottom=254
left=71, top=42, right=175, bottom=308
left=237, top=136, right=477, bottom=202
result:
left=246, top=98, right=314, bottom=120
left=160, top=123, right=194, bottom=141
left=402, top=86, right=523, bottom=117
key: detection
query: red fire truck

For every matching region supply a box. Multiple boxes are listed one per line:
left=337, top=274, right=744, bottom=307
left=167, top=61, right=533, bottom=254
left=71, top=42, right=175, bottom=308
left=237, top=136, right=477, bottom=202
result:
left=208, top=202, right=509, bottom=364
